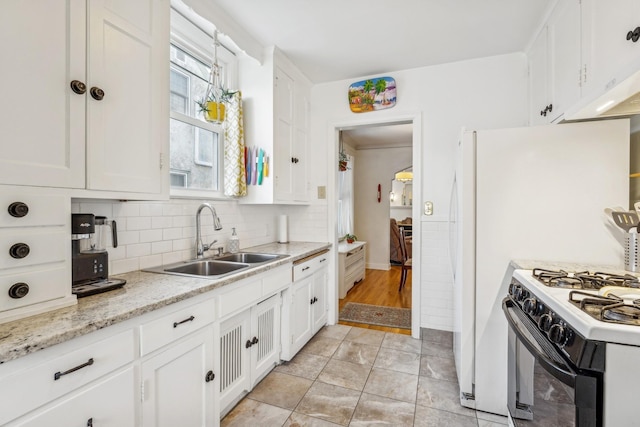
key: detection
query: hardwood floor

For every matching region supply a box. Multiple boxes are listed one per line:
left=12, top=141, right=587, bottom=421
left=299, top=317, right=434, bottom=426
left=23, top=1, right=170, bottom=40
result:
left=338, top=265, right=412, bottom=335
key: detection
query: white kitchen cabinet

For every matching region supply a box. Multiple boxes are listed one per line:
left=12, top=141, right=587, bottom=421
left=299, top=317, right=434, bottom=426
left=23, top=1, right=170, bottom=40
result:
left=582, top=0, right=640, bottom=95
left=528, top=0, right=582, bottom=124
left=0, top=0, right=169, bottom=199
left=141, top=326, right=218, bottom=427
left=11, top=367, right=137, bottom=427
left=239, top=47, right=311, bottom=204
left=0, top=329, right=136, bottom=426
left=219, top=293, right=281, bottom=416
left=281, top=251, right=329, bottom=360
left=0, top=189, right=76, bottom=323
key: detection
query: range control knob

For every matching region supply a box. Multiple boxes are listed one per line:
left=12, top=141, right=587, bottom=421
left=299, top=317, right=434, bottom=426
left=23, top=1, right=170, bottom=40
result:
left=548, top=323, right=566, bottom=345
left=8, top=282, right=29, bottom=299
left=523, top=298, right=541, bottom=316
left=538, top=314, right=553, bottom=332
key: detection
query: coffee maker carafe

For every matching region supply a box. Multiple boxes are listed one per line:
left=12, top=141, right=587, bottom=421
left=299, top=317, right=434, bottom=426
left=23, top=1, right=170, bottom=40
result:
left=71, top=214, right=126, bottom=297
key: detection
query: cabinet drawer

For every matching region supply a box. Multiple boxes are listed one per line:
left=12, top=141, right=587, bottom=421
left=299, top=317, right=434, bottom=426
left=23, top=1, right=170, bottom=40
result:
left=12, top=367, right=136, bottom=427
left=0, top=230, right=67, bottom=269
left=293, top=251, right=329, bottom=281
left=140, top=298, right=216, bottom=356
left=0, top=329, right=135, bottom=425
left=345, top=247, right=364, bottom=269
left=0, top=194, right=67, bottom=228
left=262, top=265, right=292, bottom=296
left=218, top=279, right=262, bottom=318
left=0, top=265, right=69, bottom=311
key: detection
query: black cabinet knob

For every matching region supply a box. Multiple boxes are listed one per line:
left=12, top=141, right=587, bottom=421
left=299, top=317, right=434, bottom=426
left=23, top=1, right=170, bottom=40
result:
left=8, top=202, right=29, bottom=218
left=8, top=282, right=29, bottom=299
left=246, top=339, right=253, bottom=349
left=70, top=80, right=87, bottom=95
left=90, top=87, right=105, bottom=101
left=205, top=370, right=215, bottom=382
left=9, top=243, right=30, bottom=259
left=251, top=336, right=259, bottom=345
left=627, top=27, right=640, bottom=43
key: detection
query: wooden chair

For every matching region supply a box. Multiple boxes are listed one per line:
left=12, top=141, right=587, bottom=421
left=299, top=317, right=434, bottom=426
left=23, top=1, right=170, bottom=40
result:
left=398, top=227, right=412, bottom=291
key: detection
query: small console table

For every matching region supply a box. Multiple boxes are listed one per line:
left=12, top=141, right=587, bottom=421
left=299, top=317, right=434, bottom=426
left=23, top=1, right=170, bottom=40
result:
left=338, top=241, right=366, bottom=299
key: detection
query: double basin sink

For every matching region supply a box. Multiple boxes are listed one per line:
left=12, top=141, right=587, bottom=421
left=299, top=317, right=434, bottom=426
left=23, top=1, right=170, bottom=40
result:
left=144, top=252, right=289, bottom=279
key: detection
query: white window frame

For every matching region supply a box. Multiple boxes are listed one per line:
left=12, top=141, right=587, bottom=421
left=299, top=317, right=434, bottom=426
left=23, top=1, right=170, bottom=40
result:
left=169, top=7, right=238, bottom=199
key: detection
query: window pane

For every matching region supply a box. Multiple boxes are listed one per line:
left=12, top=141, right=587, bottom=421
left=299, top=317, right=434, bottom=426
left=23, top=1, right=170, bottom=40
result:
left=170, top=118, right=219, bottom=191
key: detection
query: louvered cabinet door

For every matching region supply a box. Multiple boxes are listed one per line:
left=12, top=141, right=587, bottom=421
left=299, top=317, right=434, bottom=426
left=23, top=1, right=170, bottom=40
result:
left=250, top=294, right=281, bottom=387
left=219, top=309, right=251, bottom=414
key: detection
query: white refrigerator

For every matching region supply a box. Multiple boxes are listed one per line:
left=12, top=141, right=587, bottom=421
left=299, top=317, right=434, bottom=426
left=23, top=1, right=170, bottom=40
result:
left=449, top=119, right=630, bottom=416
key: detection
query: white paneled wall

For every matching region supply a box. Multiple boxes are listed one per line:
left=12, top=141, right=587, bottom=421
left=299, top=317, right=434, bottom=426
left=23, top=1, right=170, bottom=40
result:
left=420, top=220, right=453, bottom=330
left=72, top=199, right=328, bottom=275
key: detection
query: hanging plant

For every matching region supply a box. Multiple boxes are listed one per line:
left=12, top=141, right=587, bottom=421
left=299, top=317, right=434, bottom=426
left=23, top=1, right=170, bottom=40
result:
left=339, top=150, right=349, bottom=171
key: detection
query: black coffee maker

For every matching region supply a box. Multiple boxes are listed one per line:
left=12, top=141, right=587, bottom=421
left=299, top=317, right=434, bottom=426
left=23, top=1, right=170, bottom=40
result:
left=71, top=213, right=126, bottom=297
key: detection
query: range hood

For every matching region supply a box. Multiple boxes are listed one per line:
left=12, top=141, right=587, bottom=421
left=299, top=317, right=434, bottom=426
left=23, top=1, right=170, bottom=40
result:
left=566, top=63, right=640, bottom=121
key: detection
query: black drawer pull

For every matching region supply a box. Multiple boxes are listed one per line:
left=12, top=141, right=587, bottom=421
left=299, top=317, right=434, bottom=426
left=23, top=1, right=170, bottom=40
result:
left=302, top=266, right=310, bottom=271
left=173, top=315, right=195, bottom=328
left=87, top=418, right=93, bottom=427
left=319, top=258, right=327, bottom=263
left=9, top=243, right=30, bottom=259
left=54, top=358, right=94, bottom=380
left=8, top=202, right=29, bottom=218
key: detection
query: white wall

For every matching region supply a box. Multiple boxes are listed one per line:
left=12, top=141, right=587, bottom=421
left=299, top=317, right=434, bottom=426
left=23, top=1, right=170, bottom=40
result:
left=310, top=53, right=529, bottom=330
left=353, top=147, right=411, bottom=269
left=72, top=198, right=327, bottom=275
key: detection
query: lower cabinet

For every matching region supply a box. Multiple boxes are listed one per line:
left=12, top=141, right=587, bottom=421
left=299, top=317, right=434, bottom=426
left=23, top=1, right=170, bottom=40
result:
left=14, top=367, right=136, bottom=427
left=219, top=293, right=281, bottom=416
left=141, top=326, right=217, bottom=427
left=281, top=252, right=329, bottom=360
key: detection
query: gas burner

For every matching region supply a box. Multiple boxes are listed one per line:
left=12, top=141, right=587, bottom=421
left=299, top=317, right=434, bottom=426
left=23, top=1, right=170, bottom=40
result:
left=532, top=268, right=640, bottom=290
left=569, top=291, right=640, bottom=326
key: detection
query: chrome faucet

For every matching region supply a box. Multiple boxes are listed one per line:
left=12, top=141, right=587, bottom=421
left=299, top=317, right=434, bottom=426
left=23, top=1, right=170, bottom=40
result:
left=195, top=203, right=223, bottom=259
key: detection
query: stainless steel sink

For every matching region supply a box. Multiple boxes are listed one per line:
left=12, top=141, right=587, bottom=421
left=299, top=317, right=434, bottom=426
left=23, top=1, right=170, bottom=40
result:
left=143, top=252, right=288, bottom=279
left=215, top=252, right=288, bottom=264
left=165, top=260, right=250, bottom=276
left=144, top=259, right=250, bottom=278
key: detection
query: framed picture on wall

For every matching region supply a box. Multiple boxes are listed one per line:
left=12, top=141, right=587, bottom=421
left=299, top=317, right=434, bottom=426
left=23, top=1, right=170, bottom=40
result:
left=348, top=76, right=396, bottom=113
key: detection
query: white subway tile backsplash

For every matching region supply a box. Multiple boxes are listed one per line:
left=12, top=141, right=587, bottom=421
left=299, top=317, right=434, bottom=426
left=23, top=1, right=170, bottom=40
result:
left=139, top=229, right=163, bottom=243
left=151, top=240, right=173, bottom=254
left=126, top=243, right=151, bottom=258
left=162, top=227, right=183, bottom=241
left=127, top=216, right=152, bottom=231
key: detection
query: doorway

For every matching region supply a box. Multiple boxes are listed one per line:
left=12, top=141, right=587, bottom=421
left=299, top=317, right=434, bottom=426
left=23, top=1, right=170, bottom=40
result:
left=327, top=113, right=422, bottom=339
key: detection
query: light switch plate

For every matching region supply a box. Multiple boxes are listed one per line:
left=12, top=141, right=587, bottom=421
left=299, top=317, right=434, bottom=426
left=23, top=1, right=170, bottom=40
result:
left=317, top=186, right=326, bottom=199
left=424, top=201, right=433, bottom=215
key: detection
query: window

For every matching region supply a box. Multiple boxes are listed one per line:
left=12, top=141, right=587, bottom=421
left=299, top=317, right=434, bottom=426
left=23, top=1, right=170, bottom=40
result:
left=169, top=9, right=237, bottom=197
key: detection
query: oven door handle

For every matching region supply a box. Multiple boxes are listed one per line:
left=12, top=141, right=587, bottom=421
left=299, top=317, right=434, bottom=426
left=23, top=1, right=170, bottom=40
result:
left=502, top=298, right=577, bottom=387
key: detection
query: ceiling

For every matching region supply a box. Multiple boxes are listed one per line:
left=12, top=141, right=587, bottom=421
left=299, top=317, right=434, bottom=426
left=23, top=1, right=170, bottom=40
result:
left=211, top=0, right=554, bottom=84
left=342, top=123, right=413, bottom=150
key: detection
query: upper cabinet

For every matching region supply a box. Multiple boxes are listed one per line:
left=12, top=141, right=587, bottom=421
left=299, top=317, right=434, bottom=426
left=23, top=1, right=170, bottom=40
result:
left=582, top=0, right=640, bottom=95
left=528, top=0, right=582, bottom=125
left=0, top=0, right=169, bottom=199
left=239, top=47, right=311, bottom=204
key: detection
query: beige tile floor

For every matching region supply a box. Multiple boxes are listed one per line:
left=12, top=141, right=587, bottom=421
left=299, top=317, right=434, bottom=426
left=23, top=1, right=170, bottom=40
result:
left=221, top=325, right=509, bottom=427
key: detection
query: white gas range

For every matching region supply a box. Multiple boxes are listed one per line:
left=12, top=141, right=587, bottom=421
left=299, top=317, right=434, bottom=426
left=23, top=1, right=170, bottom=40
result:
left=505, top=267, right=640, bottom=427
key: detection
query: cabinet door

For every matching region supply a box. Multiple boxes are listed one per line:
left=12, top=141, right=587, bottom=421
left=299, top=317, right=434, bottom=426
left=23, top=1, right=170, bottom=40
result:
left=274, top=67, right=295, bottom=201
left=292, top=81, right=310, bottom=201
left=219, top=309, right=251, bottom=414
left=251, top=294, right=281, bottom=386
left=548, top=0, right=582, bottom=122
left=585, top=0, right=640, bottom=92
left=0, top=0, right=85, bottom=188
left=141, top=327, right=216, bottom=427
left=529, top=27, right=549, bottom=126
left=14, top=368, right=136, bottom=427
left=86, top=0, right=168, bottom=194
left=288, top=277, right=313, bottom=357
left=312, top=265, right=328, bottom=333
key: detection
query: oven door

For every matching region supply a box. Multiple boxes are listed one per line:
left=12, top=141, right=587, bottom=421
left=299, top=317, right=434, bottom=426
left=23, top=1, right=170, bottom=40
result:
left=503, top=298, right=601, bottom=427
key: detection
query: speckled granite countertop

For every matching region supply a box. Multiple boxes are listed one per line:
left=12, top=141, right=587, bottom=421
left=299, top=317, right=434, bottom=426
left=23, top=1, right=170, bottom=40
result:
left=0, top=241, right=330, bottom=364
left=511, top=259, right=637, bottom=276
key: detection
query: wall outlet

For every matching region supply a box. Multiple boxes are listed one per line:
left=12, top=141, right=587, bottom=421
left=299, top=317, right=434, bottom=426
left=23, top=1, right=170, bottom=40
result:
left=424, top=201, right=433, bottom=215
left=317, top=186, right=326, bottom=199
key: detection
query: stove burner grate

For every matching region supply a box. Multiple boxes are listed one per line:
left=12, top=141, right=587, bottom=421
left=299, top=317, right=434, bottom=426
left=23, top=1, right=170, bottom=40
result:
left=533, top=268, right=640, bottom=290
left=569, top=290, right=640, bottom=326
